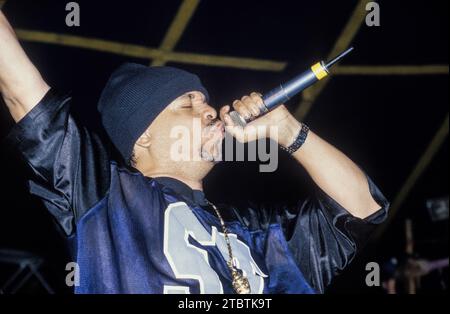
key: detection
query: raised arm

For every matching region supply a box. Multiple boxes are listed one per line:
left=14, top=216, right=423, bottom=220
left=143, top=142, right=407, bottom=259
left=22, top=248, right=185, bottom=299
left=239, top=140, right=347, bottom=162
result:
left=2, top=11, right=111, bottom=236
left=280, top=116, right=381, bottom=219
left=0, top=11, right=50, bottom=122
left=221, top=92, right=383, bottom=219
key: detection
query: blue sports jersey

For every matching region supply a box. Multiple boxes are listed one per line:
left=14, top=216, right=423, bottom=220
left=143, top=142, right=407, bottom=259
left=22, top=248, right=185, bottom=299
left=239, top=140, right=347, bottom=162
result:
left=72, top=164, right=315, bottom=293
left=7, top=89, right=389, bottom=293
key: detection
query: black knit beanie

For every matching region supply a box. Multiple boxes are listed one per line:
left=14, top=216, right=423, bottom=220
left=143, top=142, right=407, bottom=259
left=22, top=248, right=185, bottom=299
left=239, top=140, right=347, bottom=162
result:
left=98, top=63, right=209, bottom=162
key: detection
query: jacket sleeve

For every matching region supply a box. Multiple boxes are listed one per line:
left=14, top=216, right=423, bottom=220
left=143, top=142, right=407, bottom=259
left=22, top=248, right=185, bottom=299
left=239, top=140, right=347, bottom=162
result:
left=6, top=88, right=111, bottom=236
left=286, top=175, right=389, bottom=293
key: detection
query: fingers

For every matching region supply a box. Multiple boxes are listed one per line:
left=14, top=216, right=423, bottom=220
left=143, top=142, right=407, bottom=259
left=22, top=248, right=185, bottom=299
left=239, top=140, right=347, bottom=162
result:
left=232, top=92, right=264, bottom=121
left=233, top=99, right=252, bottom=121
left=219, top=105, right=233, bottom=126
left=249, top=92, right=265, bottom=113
left=223, top=116, right=259, bottom=143
left=242, top=96, right=259, bottom=117
left=220, top=104, right=244, bottom=140
left=221, top=92, right=264, bottom=143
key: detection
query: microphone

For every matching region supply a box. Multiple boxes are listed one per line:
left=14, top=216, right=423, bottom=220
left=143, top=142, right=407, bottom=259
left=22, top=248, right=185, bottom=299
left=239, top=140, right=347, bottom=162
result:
left=229, top=47, right=354, bottom=127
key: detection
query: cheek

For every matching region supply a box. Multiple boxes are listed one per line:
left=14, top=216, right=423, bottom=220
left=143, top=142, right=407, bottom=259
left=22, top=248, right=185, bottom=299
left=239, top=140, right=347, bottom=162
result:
left=154, top=116, right=189, bottom=137
left=152, top=112, right=208, bottom=152
left=163, top=120, right=199, bottom=151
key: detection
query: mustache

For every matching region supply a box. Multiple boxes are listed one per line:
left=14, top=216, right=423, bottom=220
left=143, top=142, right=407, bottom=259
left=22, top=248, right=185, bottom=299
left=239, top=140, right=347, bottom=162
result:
left=207, top=119, right=220, bottom=127
left=204, top=119, right=223, bottom=131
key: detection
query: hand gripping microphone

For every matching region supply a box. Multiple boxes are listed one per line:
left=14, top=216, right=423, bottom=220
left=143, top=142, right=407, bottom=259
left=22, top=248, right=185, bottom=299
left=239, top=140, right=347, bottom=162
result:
left=229, top=47, right=354, bottom=127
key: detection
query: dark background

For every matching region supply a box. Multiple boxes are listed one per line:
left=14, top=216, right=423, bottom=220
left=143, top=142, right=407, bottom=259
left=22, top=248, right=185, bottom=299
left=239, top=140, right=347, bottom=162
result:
left=0, top=0, right=448, bottom=294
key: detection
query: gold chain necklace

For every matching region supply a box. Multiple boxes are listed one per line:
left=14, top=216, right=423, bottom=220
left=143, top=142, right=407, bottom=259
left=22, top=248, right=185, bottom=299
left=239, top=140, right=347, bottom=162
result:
left=205, top=199, right=251, bottom=294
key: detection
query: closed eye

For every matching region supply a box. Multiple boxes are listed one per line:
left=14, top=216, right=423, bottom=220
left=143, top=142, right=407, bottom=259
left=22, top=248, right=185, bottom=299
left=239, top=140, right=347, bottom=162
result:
left=177, top=93, right=194, bottom=109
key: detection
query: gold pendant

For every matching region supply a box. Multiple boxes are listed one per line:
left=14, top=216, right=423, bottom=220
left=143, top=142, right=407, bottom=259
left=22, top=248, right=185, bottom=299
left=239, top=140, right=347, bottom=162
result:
left=231, top=268, right=251, bottom=294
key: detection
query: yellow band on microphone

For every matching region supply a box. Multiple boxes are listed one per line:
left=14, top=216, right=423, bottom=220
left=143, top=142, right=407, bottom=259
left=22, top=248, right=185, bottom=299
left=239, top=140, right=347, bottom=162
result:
left=311, top=62, right=329, bottom=80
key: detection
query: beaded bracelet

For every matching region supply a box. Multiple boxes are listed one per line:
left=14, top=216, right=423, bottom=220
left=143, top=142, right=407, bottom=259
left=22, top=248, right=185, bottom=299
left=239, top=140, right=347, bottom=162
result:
left=280, top=123, right=309, bottom=154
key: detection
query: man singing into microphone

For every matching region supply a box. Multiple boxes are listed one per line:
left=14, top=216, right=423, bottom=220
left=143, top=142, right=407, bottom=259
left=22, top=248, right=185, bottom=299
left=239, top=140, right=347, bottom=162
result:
left=1, top=11, right=388, bottom=294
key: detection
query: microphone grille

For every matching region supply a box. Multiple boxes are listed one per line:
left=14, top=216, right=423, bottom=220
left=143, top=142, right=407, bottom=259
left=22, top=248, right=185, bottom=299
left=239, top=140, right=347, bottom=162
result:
left=229, top=111, right=247, bottom=128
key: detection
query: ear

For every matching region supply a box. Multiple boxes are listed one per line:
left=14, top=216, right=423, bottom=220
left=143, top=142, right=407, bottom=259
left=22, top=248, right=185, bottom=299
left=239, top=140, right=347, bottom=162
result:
left=135, top=128, right=152, bottom=149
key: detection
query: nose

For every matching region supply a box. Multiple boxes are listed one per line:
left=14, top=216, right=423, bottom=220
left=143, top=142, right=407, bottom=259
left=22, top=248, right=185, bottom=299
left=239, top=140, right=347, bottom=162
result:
left=202, top=105, right=217, bottom=123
